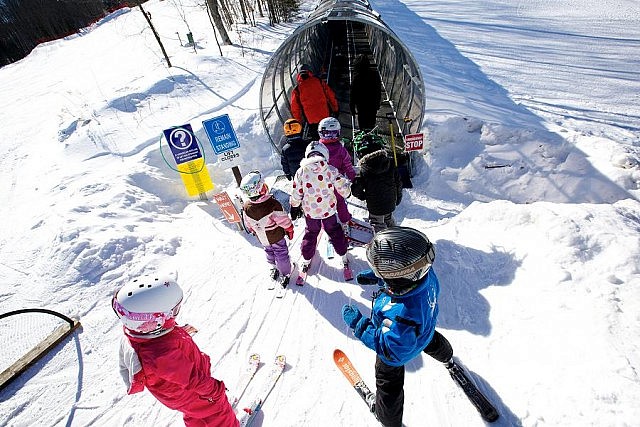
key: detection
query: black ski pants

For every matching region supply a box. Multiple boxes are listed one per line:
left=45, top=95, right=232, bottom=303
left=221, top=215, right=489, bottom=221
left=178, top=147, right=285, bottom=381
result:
left=374, top=330, right=453, bottom=427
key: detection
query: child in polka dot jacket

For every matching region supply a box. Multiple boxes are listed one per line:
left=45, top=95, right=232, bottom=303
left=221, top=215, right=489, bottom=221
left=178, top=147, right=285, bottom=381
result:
left=289, top=141, right=351, bottom=271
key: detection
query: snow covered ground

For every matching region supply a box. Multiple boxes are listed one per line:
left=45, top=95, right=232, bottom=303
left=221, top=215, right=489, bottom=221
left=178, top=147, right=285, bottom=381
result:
left=0, top=0, right=639, bottom=426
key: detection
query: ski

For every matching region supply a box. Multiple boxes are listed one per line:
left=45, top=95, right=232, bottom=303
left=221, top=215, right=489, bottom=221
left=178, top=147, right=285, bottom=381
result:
left=296, top=233, right=322, bottom=286
left=334, top=349, right=499, bottom=423
left=295, top=262, right=310, bottom=286
left=181, top=324, right=198, bottom=336
left=346, top=218, right=375, bottom=246
left=447, top=360, right=499, bottom=422
left=342, top=255, right=354, bottom=281
left=296, top=255, right=317, bottom=286
left=276, top=263, right=297, bottom=298
left=238, top=355, right=287, bottom=427
left=326, top=234, right=335, bottom=259
left=333, top=349, right=376, bottom=415
left=230, top=353, right=261, bottom=410
left=343, top=264, right=354, bottom=281
left=267, top=268, right=279, bottom=290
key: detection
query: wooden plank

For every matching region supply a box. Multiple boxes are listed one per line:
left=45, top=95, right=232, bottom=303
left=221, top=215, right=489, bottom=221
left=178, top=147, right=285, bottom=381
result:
left=0, top=319, right=81, bottom=391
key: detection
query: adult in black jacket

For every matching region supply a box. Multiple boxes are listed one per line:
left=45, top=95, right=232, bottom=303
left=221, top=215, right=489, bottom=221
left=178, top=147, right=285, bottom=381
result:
left=350, top=55, right=382, bottom=132
left=281, top=118, right=310, bottom=180
left=351, top=146, right=402, bottom=232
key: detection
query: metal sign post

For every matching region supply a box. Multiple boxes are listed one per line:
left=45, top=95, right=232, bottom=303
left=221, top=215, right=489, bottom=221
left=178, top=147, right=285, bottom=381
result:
left=202, top=114, right=243, bottom=186
left=404, top=133, right=424, bottom=152
left=203, top=115, right=245, bottom=228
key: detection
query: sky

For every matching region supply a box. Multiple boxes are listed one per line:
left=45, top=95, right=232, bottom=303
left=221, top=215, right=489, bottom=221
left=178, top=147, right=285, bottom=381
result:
left=1, top=0, right=640, bottom=426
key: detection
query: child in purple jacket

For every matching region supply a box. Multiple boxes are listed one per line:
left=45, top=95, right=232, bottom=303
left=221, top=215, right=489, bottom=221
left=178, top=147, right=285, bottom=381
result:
left=317, top=116, right=356, bottom=228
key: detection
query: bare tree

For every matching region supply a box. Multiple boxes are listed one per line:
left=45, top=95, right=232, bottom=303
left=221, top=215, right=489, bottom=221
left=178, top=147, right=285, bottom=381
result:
left=0, top=0, right=107, bottom=66
left=218, top=0, right=235, bottom=27
left=205, top=0, right=232, bottom=45
left=135, top=0, right=172, bottom=67
left=255, top=0, right=264, bottom=19
left=0, top=0, right=302, bottom=67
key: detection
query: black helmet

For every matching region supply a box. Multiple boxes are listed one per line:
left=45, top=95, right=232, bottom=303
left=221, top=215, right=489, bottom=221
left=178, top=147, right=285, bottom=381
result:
left=366, top=226, right=435, bottom=295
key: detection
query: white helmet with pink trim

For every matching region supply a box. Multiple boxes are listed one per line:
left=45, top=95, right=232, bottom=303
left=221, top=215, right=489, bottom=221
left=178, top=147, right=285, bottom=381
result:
left=240, top=170, right=269, bottom=201
left=318, top=116, right=341, bottom=139
left=112, top=275, right=183, bottom=336
left=304, top=141, right=330, bottom=160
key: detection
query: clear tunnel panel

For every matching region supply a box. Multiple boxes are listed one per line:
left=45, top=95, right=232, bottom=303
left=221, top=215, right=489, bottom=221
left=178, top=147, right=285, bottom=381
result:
left=259, top=0, right=425, bottom=157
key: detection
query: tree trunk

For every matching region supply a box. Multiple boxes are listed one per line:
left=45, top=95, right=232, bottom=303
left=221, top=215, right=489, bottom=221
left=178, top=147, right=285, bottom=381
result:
left=239, top=0, right=248, bottom=25
left=137, top=2, right=172, bottom=67
left=204, top=0, right=224, bottom=55
left=205, top=0, right=232, bottom=45
left=265, top=0, right=276, bottom=26
left=218, top=0, right=235, bottom=27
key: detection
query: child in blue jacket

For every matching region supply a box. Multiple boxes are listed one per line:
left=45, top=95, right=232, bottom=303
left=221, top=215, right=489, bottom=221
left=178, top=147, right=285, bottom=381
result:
left=342, top=227, right=454, bottom=427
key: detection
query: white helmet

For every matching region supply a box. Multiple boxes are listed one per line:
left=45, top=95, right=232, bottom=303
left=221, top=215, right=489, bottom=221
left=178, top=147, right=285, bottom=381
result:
left=112, top=275, right=183, bottom=335
left=240, top=170, right=268, bottom=201
left=305, top=141, right=330, bottom=160
left=318, top=117, right=341, bottom=139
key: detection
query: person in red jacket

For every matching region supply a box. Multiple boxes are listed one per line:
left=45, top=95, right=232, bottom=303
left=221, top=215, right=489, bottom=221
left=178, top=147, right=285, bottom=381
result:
left=290, top=64, right=339, bottom=140
left=113, top=275, right=238, bottom=427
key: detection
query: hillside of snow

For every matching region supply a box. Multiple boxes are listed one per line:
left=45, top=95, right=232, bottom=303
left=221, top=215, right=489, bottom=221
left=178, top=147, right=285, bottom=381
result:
left=0, top=0, right=639, bottom=426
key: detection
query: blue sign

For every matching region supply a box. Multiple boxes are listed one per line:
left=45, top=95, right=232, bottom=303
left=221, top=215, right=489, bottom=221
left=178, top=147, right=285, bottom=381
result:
left=202, top=114, right=240, bottom=155
left=163, top=124, right=203, bottom=165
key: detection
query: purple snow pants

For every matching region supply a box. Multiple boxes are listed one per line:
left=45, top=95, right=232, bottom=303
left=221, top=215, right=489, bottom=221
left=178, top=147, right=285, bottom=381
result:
left=265, top=238, right=292, bottom=276
left=335, top=191, right=352, bottom=224
left=301, top=214, right=348, bottom=260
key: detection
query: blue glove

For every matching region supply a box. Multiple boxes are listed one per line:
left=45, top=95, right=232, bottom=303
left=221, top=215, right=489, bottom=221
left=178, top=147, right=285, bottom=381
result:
left=356, top=269, right=383, bottom=286
left=342, top=304, right=363, bottom=329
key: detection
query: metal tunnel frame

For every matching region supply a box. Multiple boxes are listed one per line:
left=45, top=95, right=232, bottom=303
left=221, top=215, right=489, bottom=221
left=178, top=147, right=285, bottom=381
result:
left=259, top=0, right=425, bottom=157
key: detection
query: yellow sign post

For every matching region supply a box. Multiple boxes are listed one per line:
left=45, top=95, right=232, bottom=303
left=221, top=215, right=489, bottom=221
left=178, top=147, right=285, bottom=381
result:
left=176, top=158, right=214, bottom=197
left=162, top=124, right=214, bottom=199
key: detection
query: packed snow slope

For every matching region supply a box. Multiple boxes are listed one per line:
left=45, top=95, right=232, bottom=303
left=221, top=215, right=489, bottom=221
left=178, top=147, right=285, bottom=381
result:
left=0, top=0, right=639, bottom=426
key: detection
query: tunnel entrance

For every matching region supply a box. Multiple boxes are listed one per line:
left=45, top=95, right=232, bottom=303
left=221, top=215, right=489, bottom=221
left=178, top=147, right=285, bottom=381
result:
left=326, top=19, right=397, bottom=138
left=259, top=0, right=424, bottom=180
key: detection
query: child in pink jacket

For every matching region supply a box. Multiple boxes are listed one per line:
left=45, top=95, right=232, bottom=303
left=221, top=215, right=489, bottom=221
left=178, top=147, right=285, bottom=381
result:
left=240, top=170, right=295, bottom=286
left=114, top=275, right=238, bottom=427
left=317, top=116, right=356, bottom=226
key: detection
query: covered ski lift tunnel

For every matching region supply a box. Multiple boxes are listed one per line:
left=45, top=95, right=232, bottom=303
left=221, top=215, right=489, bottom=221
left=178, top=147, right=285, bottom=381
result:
left=259, top=0, right=425, bottom=182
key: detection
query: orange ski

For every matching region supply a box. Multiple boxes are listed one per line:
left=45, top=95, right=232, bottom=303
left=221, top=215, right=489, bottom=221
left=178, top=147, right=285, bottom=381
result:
left=333, top=349, right=375, bottom=409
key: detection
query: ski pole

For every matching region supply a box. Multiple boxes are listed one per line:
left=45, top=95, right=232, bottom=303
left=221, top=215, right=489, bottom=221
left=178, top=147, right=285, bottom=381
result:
left=387, top=113, right=398, bottom=167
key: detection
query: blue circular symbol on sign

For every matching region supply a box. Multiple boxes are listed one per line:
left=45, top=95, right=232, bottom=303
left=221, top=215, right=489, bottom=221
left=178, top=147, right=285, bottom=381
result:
left=169, top=128, right=193, bottom=150
left=212, top=120, right=226, bottom=134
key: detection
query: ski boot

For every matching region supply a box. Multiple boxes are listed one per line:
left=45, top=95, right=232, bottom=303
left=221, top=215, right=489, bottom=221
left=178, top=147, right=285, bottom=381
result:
left=269, top=266, right=279, bottom=281
left=342, top=254, right=353, bottom=281
left=296, top=259, right=311, bottom=286
left=280, top=274, right=291, bottom=289
left=365, top=392, right=376, bottom=414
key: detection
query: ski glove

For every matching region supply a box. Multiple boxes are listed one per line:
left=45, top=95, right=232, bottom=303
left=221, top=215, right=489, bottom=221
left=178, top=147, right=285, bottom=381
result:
left=342, top=304, right=362, bottom=329
left=342, top=304, right=371, bottom=339
left=285, top=226, right=294, bottom=240
left=290, top=205, right=303, bottom=220
left=356, top=269, right=384, bottom=286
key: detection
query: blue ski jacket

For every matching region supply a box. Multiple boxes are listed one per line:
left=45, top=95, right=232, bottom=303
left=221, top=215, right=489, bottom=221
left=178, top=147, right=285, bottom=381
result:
left=355, top=269, right=440, bottom=367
